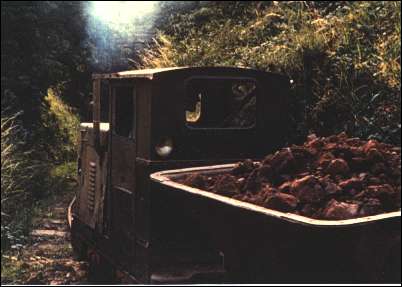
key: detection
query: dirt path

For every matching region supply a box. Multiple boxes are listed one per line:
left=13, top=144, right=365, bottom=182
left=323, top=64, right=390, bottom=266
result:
left=27, top=193, right=88, bottom=285
left=2, top=189, right=89, bottom=285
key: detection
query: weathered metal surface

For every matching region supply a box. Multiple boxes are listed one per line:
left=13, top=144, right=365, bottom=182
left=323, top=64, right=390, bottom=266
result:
left=106, top=84, right=138, bottom=269
left=151, top=164, right=401, bottom=226
left=92, top=67, right=184, bottom=80
left=73, top=66, right=293, bottom=283
left=150, top=164, right=401, bottom=283
left=77, top=123, right=109, bottom=231
left=77, top=133, right=98, bottom=229
left=92, top=66, right=278, bottom=80
left=93, top=79, right=101, bottom=152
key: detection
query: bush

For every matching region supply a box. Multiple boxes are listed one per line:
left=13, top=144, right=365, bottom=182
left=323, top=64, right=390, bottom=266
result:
left=39, top=86, right=80, bottom=163
left=1, top=90, right=79, bottom=250
left=1, top=113, right=45, bottom=250
left=1, top=114, right=34, bottom=212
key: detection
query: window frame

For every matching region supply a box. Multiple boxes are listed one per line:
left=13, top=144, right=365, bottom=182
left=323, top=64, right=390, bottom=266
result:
left=100, top=79, right=110, bottom=123
left=183, top=76, right=258, bottom=131
left=112, top=84, right=136, bottom=141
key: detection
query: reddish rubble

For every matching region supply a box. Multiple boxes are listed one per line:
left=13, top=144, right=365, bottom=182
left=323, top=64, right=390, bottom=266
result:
left=179, top=133, right=401, bottom=220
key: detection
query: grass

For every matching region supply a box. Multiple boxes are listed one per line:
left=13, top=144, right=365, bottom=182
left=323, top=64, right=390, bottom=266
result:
left=1, top=161, right=77, bottom=284
left=45, top=87, right=80, bottom=148
left=1, top=79, right=80, bottom=283
left=1, top=113, right=42, bottom=251
left=1, top=114, right=34, bottom=210
left=139, top=1, right=401, bottom=145
left=1, top=257, right=27, bottom=284
left=40, top=86, right=80, bottom=163
left=31, top=162, right=77, bottom=217
left=1, top=86, right=79, bottom=254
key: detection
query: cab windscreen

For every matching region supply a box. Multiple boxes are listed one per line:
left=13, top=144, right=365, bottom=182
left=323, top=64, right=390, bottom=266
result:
left=185, top=78, right=257, bottom=129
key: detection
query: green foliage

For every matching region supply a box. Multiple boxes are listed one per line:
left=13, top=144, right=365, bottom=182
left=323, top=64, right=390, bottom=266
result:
left=2, top=3, right=85, bottom=253
left=1, top=5, right=85, bottom=273
left=1, top=1, right=91, bottom=127
left=141, top=1, right=401, bottom=145
left=1, top=95, right=78, bottom=251
left=1, top=255, right=27, bottom=284
left=1, top=113, right=46, bottom=251
left=39, top=87, right=80, bottom=163
left=1, top=114, right=42, bottom=213
left=1, top=161, right=77, bottom=283
left=1, top=88, right=78, bottom=243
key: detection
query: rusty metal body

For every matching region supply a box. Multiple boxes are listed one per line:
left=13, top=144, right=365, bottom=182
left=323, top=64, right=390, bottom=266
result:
left=70, top=67, right=291, bottom=283
left=151, top=164, right=401, bottom=283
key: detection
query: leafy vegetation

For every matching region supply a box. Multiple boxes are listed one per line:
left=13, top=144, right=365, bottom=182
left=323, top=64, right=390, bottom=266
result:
left=1, top=1, right=401, bottom=283
left=1, top=162, right=79, bottom=284
left=140, top=1, right=401, bottom=145
left=1, top=107, right=77, bottom=254
left=1, top=98, right=78, bottom=251
left=1, top=113, right=44, bottom=247
left=1, top=89, right=79, bottom=255
left=1, top=113, right=34, bottom=209
left=1, top=1, right=86, bottom=253
left=40, top=87, right=80, bottom=163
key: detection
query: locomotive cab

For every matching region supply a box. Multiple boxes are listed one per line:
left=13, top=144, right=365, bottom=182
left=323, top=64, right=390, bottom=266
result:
left=70, top=67, right=290, bottom=283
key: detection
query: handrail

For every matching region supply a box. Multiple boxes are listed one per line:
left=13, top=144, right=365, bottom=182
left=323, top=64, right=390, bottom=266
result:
left=67, top=196, right=76, bottom=229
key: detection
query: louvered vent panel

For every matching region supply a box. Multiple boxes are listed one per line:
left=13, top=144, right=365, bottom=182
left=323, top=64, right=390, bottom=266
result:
left=87, top=161, right=96, bottom=213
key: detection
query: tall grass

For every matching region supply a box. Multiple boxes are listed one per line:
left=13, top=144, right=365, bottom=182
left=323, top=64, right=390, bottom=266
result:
left=1, top=86, right=79, bottom=213
left=1, top=113, right=33, bottom=213
left=39, top=86, right=80, bottom=163
left=1, top=86, right=80, bottom=251
left=1, top=113, right=39, bottom=250
left=140, top=1, right=401, bottom=145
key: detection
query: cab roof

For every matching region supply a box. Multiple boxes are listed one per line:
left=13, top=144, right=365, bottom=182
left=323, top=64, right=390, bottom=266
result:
left=92, top=66, right=275, bottom=80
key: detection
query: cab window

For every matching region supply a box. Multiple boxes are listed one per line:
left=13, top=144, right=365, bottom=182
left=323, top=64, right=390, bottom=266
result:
left=114, top=86, right=135, bottom=139
left=185, top=78, right=257, bottom=129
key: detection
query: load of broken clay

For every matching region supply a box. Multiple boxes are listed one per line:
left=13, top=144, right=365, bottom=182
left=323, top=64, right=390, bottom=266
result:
left=178, top=133, right=401, bottom=220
